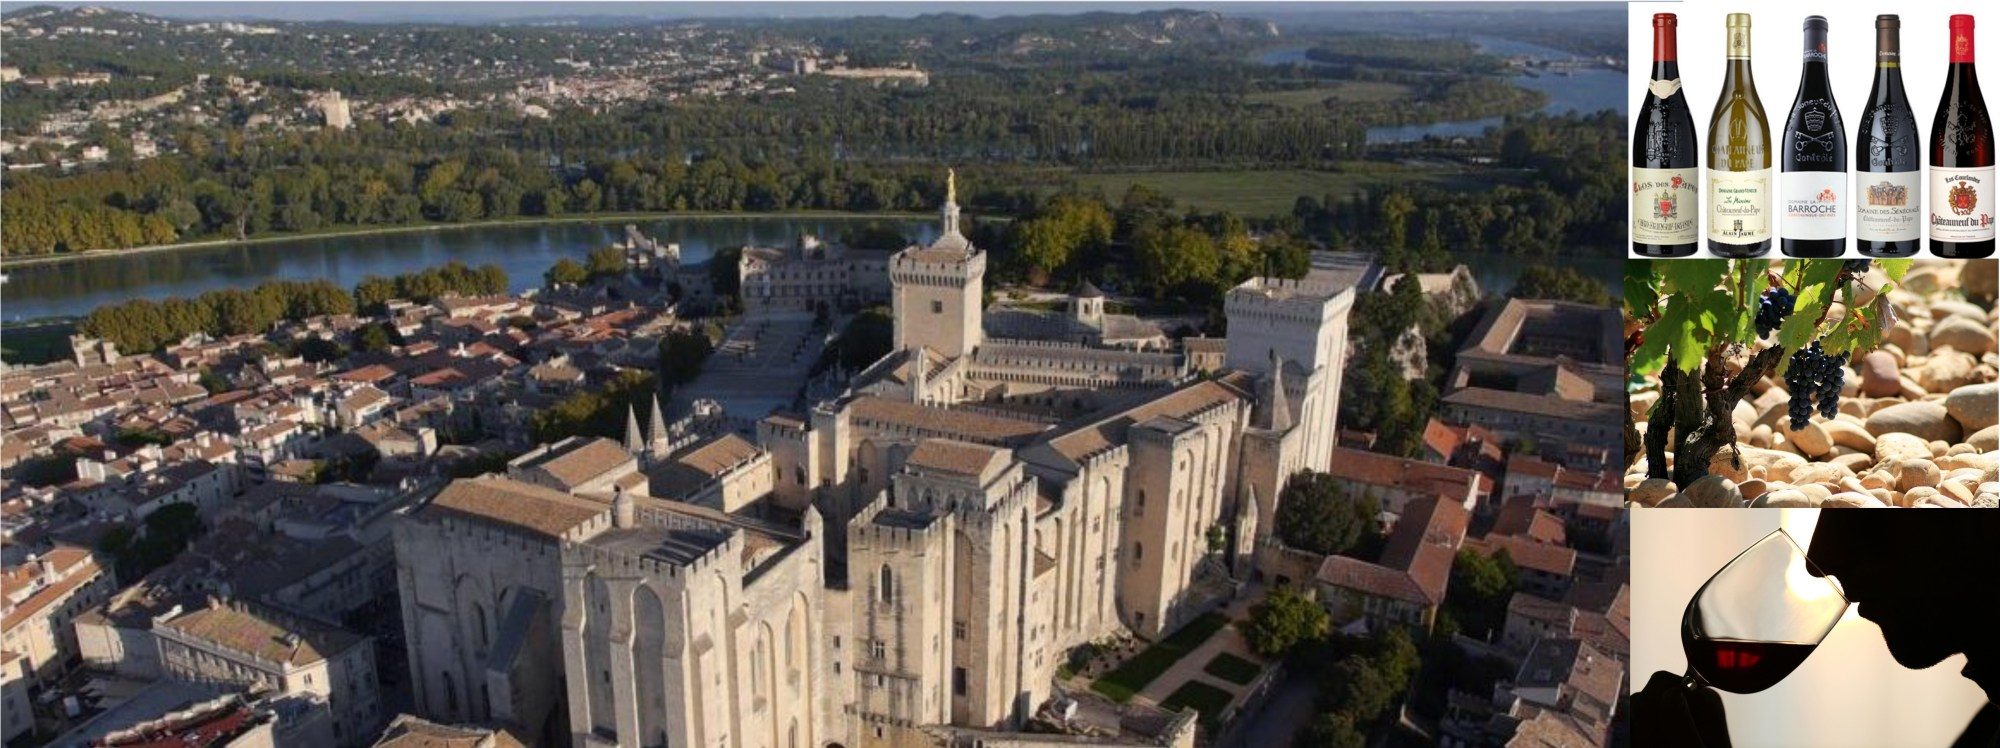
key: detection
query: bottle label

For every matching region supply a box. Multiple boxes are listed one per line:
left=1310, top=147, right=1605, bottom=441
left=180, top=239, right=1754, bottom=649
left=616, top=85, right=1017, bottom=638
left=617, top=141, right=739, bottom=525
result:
left=1708, top=168, right=1772, bottom=244
left=1633, top=167, right=1699, bottom=244
left=1649, top=78, right=1681, bottom=99
left=1930, top=167, right=1996, bottom=242
left=1781, top=171, right=1846, bottom=240
left=1856, top=171, right=1923, bottom=241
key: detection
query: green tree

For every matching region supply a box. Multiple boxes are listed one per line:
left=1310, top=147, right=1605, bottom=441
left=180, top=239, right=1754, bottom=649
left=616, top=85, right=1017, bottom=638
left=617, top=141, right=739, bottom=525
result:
left=657, top=328, right=715, bottom=386
left=354, top=323, right=398, bottom=353
left=1297, top=711, right=1367, bottom=748
left=586, top=246, right=628, bottom=280
left=1447, top=549, right=1518, bottom=641
left=1244, top=586, right=1330, bottom=658
left=545, top=258, right=589, bottom=287
left=1135, top=223, right=1220, bottom=293
left=1510, top=265, right=1610, bottom=306
left=1273, top=471, right=1382, bottom=557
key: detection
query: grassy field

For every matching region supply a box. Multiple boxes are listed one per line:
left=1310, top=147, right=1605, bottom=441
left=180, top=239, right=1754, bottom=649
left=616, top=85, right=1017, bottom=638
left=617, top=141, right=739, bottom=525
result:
left=1069, top=168, right=1488, bottom=218
left=1246, top=81, right=1414, bottom=109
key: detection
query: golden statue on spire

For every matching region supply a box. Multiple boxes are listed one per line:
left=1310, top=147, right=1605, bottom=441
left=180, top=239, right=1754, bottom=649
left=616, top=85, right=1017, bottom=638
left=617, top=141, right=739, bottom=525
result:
left=947, top=167, right=956, bottom=204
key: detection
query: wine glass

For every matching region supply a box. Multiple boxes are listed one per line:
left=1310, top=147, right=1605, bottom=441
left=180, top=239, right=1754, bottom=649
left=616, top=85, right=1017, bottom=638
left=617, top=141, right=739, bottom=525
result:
left=1681, top=528, right=1851, bottom=694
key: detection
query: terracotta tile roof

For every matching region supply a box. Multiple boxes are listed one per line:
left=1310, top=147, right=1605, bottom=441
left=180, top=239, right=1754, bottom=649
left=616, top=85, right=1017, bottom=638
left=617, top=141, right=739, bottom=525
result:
left=2, top=546, right=102, bottom=634
left=156, top=603, right=361, bottom=668
left=423, top=475, right=606, bottom=539
left=1466, top=534, right=1577, bottom=578
left=1442, top=387, right=1620, bottom=422
left=848, top=397, right=1048, bottom=445
left=674, top=434, right=761, bottom=478
left=906, top=439, right=1009, bottom=479
left=1492, top=496, right=1567, bottom=545
left=1508, top=592, right=1575, bottom=627
left=1043, top=377, right=1246, bottom=463
left=1317, top=554, right=1431, bottom=605
left=518, top=437, right=635, bottom=490
left=1504, top=711, right=1597, bottom=748
left=1318, top=496, right=1466, bottom=607
left=1328, top=447, right=1484, bottom=502
left=372, top=714, right=528, bottom=748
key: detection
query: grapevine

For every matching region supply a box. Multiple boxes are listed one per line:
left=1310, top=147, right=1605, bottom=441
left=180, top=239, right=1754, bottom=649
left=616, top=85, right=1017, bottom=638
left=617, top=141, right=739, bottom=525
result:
left=1624, top=258, right=1910, bottom=489
left=1754, top=288, right=1793, bottom=339
left=1782, top=340, right=1847, bottom=430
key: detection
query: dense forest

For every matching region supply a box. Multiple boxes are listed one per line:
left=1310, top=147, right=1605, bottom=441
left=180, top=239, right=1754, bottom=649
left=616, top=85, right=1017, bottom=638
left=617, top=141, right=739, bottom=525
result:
left=0, top=3, right=1622, bottom=259
left=0, top=107, right=1617, bottom=261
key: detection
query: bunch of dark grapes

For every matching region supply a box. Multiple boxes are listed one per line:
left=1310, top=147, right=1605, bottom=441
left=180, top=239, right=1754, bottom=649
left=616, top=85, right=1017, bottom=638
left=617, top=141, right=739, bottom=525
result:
left=1784, top=340, right=1849, bottom=430
left=1842, top=259, right=1872, bottom=275
left=1755, top=288, right=1795, bottom=339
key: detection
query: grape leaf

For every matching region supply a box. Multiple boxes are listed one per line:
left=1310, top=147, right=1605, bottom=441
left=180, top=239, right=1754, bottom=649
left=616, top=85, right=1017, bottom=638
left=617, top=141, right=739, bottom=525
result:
left=1775, top=260, right=1845, bottom=354
left=1660, top=259, right=1730, bottom=298
left=1878, top=259, right=1912, bottom=284
left=1624, top=263, right=1659, bottom=317
left=1633, top=295, right=1694, bottom=374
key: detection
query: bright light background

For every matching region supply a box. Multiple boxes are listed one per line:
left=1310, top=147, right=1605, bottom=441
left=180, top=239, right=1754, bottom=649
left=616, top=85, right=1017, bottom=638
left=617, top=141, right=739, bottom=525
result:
left=1632, top=509, right=1989, bottom=747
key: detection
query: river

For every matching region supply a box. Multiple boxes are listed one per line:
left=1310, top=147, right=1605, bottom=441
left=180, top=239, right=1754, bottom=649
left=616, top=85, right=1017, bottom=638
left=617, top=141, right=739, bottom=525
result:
left=1255, top=34, right=1624, bottom=144
left=0, top=216, right=940, bottom=322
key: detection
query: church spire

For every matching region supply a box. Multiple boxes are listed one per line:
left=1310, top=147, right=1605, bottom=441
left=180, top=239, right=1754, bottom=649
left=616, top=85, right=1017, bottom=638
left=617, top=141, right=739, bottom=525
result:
left=624, top=403, right=643, bottom=454
left=648, top=393, right=668, bottom=448
left=1255, top=350, right=1292, bottom=432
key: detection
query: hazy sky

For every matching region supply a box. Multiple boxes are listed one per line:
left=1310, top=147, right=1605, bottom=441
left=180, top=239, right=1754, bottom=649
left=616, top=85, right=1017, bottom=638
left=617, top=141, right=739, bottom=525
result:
left=27, top=1, right=1615, bottom=24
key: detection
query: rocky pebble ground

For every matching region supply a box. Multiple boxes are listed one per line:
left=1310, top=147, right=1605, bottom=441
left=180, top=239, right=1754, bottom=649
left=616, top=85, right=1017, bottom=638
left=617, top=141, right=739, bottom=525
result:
left=1628, top=260, right=2000, bottom=509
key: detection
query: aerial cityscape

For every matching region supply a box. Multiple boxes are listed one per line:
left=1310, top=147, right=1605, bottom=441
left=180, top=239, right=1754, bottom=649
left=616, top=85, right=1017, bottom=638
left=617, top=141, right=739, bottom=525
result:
left=0, top=3, right=1629, bottom=748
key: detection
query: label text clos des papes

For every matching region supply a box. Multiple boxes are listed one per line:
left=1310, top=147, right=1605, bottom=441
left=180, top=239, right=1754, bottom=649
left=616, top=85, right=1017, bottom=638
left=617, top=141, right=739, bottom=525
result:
left=1633, top=168, right=1699, bottom=244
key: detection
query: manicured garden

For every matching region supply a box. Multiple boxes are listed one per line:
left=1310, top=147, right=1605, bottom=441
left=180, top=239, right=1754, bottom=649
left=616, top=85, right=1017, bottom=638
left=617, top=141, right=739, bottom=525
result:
left=1159, top=680, right=1236, bottom=728
left=1090, top=612, right=1231, bottom=702
left=1202, top=652, right=1263, bottom=685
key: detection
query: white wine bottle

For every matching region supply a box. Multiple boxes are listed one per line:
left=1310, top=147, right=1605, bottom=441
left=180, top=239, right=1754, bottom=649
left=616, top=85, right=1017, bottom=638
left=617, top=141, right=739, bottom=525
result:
left=1709, top=13, right=1774, bottom=257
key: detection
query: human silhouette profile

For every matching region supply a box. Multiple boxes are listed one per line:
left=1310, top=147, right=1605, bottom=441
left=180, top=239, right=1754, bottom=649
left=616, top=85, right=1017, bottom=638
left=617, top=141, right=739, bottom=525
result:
left=1633, top=512, right=2000, bottom=748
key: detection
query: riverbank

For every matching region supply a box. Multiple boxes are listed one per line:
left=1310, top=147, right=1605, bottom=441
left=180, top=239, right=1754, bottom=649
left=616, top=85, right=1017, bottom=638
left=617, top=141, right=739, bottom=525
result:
left=0, top=210, right=936, bottom=269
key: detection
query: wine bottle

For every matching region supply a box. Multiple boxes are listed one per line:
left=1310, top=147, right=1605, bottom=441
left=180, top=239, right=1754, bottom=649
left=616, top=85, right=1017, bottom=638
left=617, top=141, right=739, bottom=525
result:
left=1633, top=13, right=1700, bottom=257
left=1709, top=13, right=1774, bottom=257
left=1781, top=16, right=1846, bottom=258
left=1930, top=14, right=1995, bottom=258
left=1856, top=15, right=1922, bottom=258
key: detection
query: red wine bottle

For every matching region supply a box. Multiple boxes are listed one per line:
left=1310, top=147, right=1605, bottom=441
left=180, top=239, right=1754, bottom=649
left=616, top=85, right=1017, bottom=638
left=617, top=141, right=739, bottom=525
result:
left=1856, top=15, right=1922, bottom=257
left=1782, top=16, right=1846, bottom=257
left=1634, top=13, right=1699, bottom=257
left=1930, top=14, right=1995, bottom=258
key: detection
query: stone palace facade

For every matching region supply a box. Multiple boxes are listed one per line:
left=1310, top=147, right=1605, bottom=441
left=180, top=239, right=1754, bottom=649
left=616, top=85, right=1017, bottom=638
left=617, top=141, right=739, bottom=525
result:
left=393, top=173, right=1355, bottom=748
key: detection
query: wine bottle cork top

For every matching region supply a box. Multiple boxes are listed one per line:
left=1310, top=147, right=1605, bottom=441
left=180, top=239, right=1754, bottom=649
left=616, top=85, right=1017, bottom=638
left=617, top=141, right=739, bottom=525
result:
left=1950, top=15, right=1973, bottom=30
left=1727, top=13, right=1751, bottom=28
left=1804, top=16, right=1827, bottom=30
left=1654, top=13, right=1676, bottom=27
left=1877, top=15, right=1899, bottom=29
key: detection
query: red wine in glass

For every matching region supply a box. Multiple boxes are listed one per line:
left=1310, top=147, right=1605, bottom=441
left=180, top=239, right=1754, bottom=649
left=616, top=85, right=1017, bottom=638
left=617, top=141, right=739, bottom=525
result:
left=1681, top=635, right=1819, bottom=694
left=1678, top=528, right=1848, bottom=694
